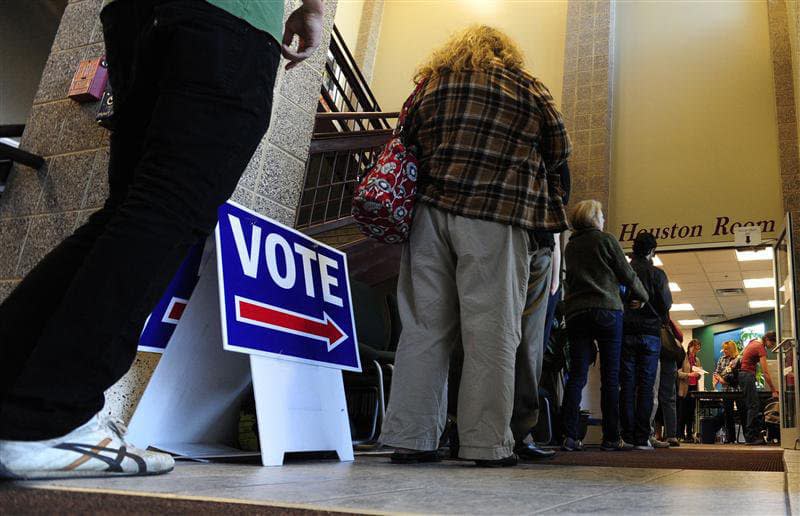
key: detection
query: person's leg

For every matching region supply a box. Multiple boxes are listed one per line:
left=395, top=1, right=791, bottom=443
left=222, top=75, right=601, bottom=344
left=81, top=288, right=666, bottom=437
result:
left=739, top=372, right=760, bottom=442
left=649, top=359, right=661, bottom=437
left=682, top=386, right=697, bottom=441
left=510, top=248, right=552, bottom=444
left=619, top=334, right=638, bottom=444
left=594, top=310, right=623, bottom=444
left=723, top=399, right=736, bottom=442
left=562, top=314, right=594, bottom=441
left=451, top=214, right=530, bottom=462
left=659, top=358, right=678, bottom=439
left=0, top=2, right=281, bottom=440
left=633, top=334, right=660, bottom=445
left=541, top=288, right=561, bottom=354
left=0, top=0, right=148, bottom=400
left=380, top=204, right=460, bottom=453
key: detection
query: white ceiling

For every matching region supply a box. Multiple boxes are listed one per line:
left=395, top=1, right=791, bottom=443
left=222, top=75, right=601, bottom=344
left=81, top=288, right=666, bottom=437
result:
left=652, top=249, right=775, bottom=329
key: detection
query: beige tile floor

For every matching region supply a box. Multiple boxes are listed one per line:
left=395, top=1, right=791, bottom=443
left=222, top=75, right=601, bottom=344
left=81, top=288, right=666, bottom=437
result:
left=4, top=454, right=793, bottom=515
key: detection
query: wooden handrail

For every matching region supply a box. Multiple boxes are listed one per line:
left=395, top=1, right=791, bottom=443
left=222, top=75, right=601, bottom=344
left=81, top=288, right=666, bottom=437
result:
left=0, top=142, right=44, bottom=169
left=332, top=25, right=382, bottom=113
left=309, top=129, right=392, bottom=153
left=316, top=111, right=399, bottom=122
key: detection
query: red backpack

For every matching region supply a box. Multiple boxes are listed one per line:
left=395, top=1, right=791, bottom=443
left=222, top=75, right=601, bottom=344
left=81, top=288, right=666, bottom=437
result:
left=351, top=81, right=426, bottom=244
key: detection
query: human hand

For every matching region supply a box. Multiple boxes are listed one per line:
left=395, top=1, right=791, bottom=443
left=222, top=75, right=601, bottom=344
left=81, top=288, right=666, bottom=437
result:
left=690, top=372, right=700, bottom=379
left=772, top=390, right=779, bottom=399
left=629, top=300, right=643, bottom=310
left=281, top=0, right=324, bottom=70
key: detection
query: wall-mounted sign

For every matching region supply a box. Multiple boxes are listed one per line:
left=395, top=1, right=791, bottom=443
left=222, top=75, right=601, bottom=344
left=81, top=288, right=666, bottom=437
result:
left=617, top=216, right=777, bottom=244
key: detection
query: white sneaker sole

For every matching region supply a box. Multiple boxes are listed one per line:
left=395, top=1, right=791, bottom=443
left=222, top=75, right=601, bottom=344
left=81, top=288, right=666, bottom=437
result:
left=0, top=463, right=174, bottom=481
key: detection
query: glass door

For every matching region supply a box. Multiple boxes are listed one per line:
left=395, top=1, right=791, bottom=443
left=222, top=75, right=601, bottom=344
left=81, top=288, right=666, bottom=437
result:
left=774, top=213, right=799, bottom=449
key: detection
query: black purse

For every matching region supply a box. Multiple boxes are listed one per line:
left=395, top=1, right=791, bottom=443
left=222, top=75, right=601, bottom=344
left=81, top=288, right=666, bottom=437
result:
left=722, top=357, right=741, bottom=388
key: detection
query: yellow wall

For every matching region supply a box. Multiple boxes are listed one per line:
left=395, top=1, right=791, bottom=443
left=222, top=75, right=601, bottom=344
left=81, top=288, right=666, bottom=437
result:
left=334, top=0, right=367, bottom=54
left=369, top=0, right=568, bottom=111
left=610, top=1, right=784, bottom=247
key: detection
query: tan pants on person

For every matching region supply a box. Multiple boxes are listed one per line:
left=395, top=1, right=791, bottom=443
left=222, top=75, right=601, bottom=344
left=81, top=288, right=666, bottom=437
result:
left=380, top=203, right=533, bottom=461
left=510, top=247, right=553, bottom=443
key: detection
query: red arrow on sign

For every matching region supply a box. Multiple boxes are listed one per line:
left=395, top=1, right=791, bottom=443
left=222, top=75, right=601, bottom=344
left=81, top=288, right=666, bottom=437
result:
left=235, top=296, right=348, bottom=351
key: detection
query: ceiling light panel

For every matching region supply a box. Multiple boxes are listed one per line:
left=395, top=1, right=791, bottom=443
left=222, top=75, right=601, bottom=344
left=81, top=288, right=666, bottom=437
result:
left=736, top=248, right=774, bottom=262
left=743, top=278, right=774, bottom=289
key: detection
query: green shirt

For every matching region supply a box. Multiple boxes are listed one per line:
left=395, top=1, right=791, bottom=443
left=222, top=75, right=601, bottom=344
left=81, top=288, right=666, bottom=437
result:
left=102, top=0, right=284, bottom=44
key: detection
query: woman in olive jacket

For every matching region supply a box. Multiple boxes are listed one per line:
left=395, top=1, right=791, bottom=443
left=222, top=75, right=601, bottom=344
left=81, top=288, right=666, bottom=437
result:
left=561, top=200, right=649, bottom=452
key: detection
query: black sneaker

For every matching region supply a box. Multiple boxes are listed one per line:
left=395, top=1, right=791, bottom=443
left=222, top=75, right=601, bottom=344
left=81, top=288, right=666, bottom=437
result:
left=474, top=453, right=518, bottom=468
left=561, top=437, right=584, bottom=451
left=390, top=449, right=441, bottom=464
left=601, top=439, right=634, bottom=451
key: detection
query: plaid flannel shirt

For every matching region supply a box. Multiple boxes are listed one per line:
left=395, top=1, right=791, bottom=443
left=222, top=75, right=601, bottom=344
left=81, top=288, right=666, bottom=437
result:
left=405, top=63, right=571, bottom=232
left=714, top=355, right=737, bottom=391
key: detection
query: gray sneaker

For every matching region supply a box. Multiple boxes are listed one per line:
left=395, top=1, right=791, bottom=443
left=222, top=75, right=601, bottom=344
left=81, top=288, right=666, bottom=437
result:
left=650, top=438, right=670, bottom=449
left=0, top=414, right=174, bottom=480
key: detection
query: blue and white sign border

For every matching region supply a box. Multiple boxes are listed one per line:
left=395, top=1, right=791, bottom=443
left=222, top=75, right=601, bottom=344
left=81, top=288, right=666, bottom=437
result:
left=215, top=200, right=362, bottom=372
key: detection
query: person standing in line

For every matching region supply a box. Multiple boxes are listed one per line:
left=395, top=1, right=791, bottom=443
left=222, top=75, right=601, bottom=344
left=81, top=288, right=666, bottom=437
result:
left=677, top=339, right=703, bottom=442
left=739, top=333, right=779, bottom=445
left=510, top=161, right=570, bottom=461
left=620, top=233, right=672, bottom=451
left=380, top=25, right=571, bottom=468
left=713, top=340, right=740, bottom=444
left=650, top=318, right=684, bottom=447
left=0, top=0, right=324, bottom=479
left=561, top=200, right=649, bottom=452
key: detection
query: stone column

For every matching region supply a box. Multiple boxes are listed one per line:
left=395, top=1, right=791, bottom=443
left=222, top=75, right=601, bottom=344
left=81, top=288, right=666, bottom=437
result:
left=767, top=0, right=800, bottom=275
left=0, top=0, right=338, bottom=422
left=560, top=0, right=615, bottom=211
left=352, top=0, right=385, bottom=86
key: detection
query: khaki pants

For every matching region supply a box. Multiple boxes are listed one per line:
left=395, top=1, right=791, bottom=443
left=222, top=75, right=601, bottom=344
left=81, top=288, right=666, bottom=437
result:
left=380, top=203, right=533, bottom=460
left=510, top=247, right=553, bottom=443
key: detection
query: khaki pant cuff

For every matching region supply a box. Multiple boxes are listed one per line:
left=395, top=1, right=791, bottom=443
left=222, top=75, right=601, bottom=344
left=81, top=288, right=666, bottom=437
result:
left=458, top=444, right=515, bottom=461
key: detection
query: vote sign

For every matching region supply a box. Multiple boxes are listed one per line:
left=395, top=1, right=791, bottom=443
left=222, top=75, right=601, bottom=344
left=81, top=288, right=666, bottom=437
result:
left=139, top=240, right=204, bottom=353
left=216, top=201, right=361, bottom=372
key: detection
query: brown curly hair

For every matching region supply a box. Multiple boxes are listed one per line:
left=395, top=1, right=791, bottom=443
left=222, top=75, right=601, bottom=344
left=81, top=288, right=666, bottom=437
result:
left=414, top=25, right=526, bottom=82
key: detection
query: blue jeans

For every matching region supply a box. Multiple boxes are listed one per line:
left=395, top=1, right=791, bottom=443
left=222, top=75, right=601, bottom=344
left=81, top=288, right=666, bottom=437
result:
left=620, top=334, right=661, bottom=445
left=563, top=309, right=623, bottom=442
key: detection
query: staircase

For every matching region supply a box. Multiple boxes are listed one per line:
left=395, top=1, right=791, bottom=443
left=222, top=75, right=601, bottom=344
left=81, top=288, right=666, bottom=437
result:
left=295, top=25, right=398, bottom=254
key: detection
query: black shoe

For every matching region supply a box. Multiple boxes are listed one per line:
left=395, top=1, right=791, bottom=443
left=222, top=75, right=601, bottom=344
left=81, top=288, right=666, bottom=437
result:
left=601, top=439, right=634, bottom=451
left=474, top=453, right=518, bottom=468
left=561, top=437, right=584, bottom=451
left=514, top=442, right=556, bottom=460
left=390, top=449, right=441, bottom=464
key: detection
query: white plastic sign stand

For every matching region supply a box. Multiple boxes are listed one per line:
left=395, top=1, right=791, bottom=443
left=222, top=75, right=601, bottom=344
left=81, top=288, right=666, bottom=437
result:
left=128, top=202, right=359, bottom=466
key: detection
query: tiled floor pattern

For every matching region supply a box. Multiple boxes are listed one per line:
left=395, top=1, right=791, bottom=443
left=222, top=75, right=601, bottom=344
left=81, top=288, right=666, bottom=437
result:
left=4, top=454, right=792, bottom=515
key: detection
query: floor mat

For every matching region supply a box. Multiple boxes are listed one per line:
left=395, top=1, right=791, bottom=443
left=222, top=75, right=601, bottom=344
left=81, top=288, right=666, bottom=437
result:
left=541, top=446, right=784, bottom=472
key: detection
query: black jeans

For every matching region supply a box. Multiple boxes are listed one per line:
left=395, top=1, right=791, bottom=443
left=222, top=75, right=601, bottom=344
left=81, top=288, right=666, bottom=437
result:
left=619, top=333, right=660, bottom=445
left=678, top=385, right=698, bottom=440
left=0, top=0, right=279, bottom=440
left=739, top=371, right=763, bottom=442
left=563, top=309, right=623, bottom=443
